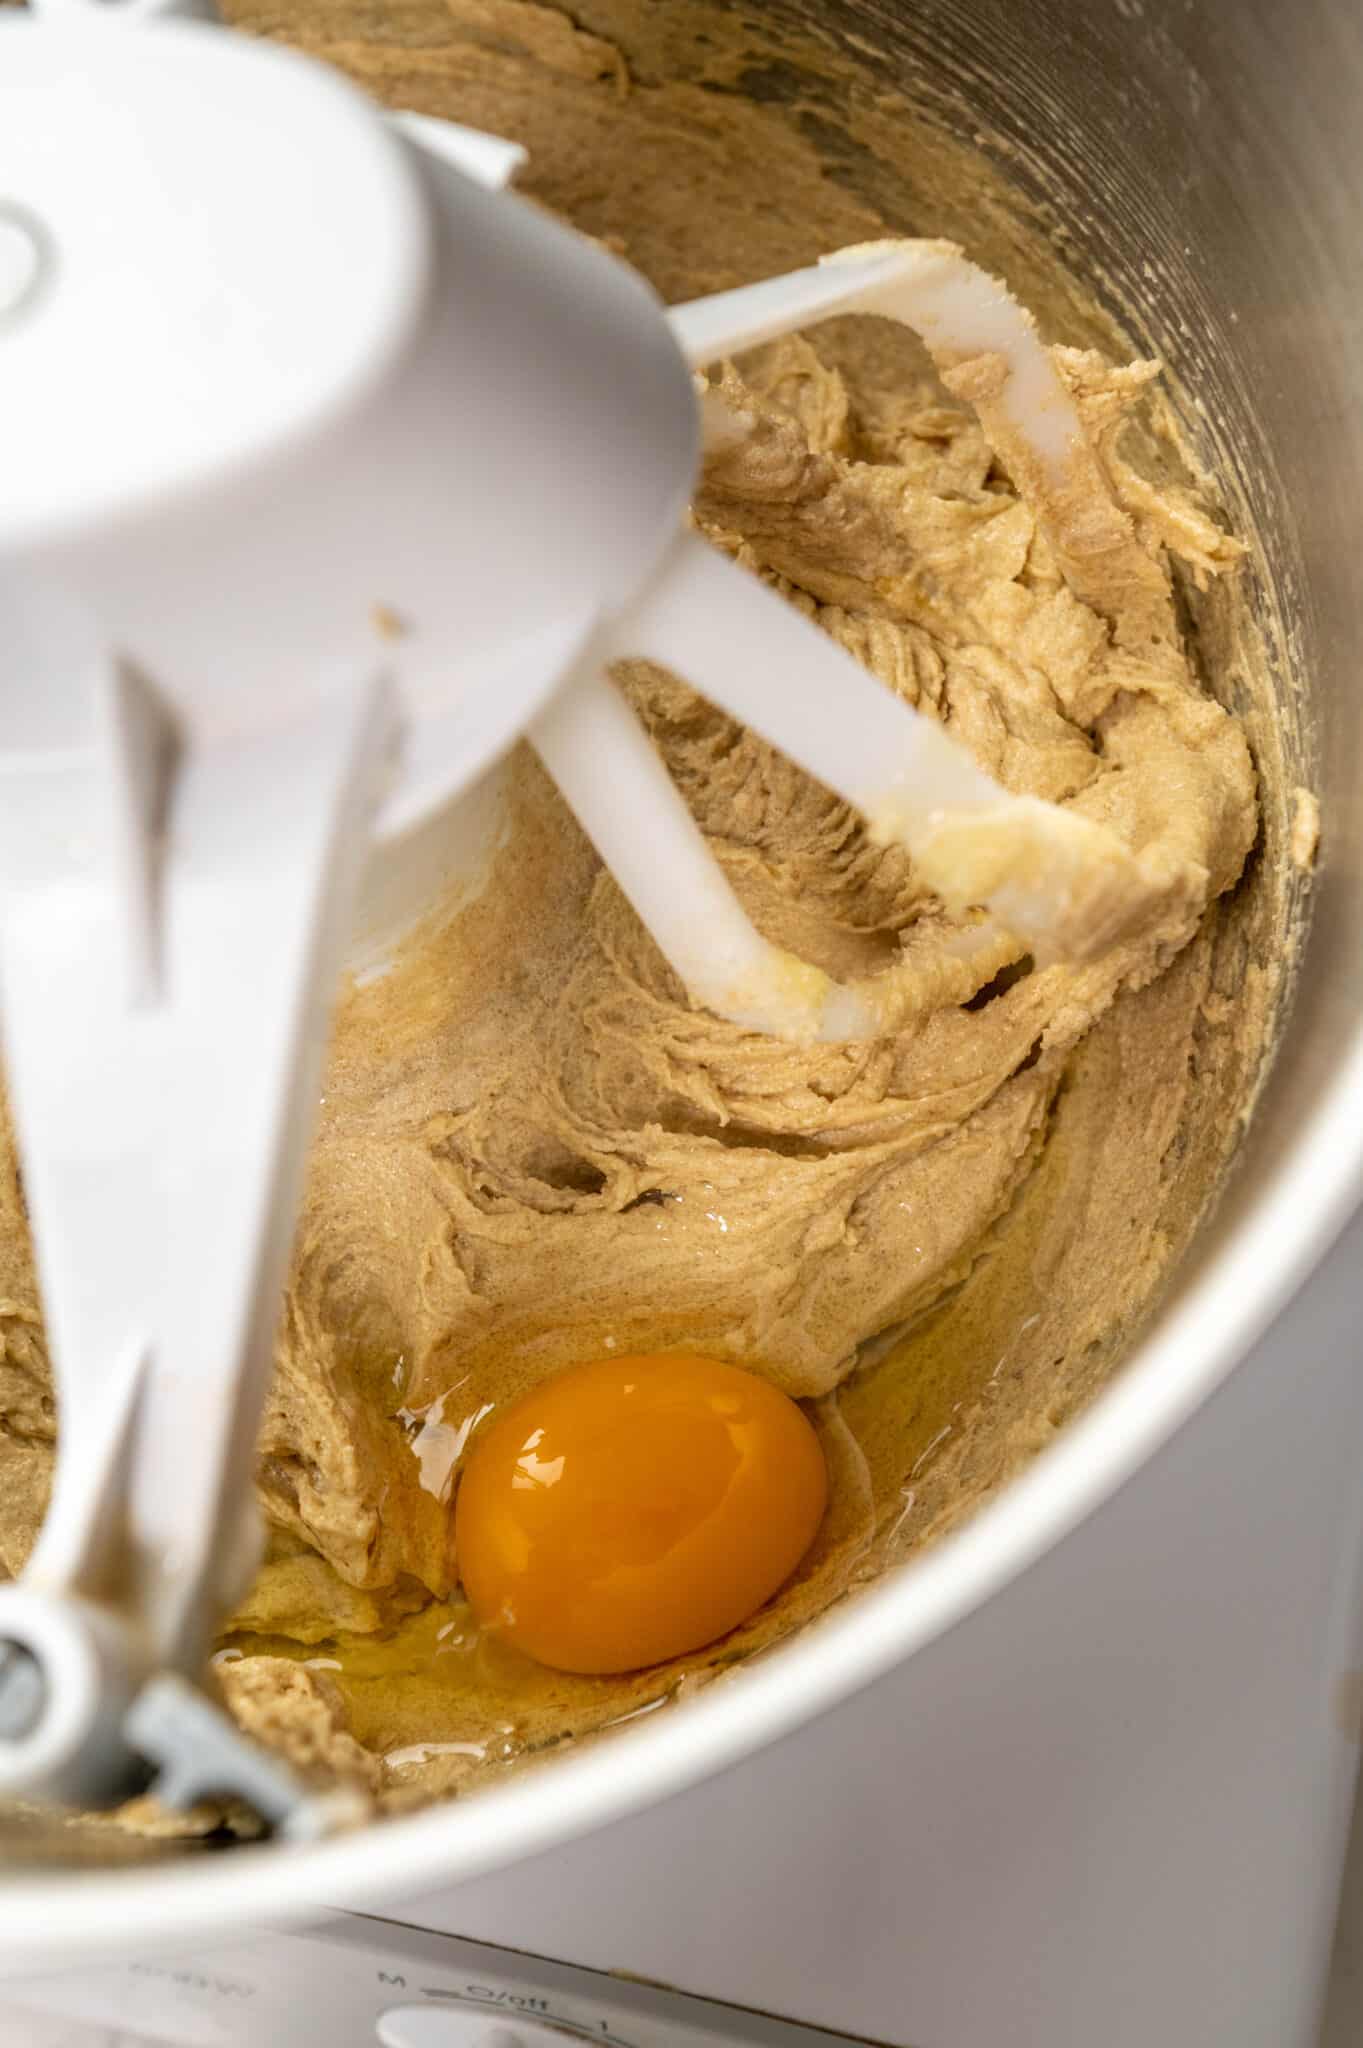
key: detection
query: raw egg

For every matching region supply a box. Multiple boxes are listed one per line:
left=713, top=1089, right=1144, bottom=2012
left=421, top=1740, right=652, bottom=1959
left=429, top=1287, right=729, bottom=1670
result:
left=454, top=1353, right=827, bottom=1674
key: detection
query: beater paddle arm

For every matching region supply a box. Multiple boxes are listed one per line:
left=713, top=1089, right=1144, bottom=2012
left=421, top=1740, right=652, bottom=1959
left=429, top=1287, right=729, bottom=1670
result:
left=0, top=651, right=393, bottom=1823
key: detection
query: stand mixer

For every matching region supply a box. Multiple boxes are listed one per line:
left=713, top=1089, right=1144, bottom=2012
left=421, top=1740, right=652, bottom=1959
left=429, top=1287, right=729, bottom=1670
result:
left=1, top=0, right=1363, bottom=2040
left=0, top=0, right=1191, bottom=1827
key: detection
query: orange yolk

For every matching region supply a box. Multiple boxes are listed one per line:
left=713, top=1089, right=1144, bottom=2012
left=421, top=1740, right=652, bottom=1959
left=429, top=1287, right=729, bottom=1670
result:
left=453, top=1353, right=828, bottom=1675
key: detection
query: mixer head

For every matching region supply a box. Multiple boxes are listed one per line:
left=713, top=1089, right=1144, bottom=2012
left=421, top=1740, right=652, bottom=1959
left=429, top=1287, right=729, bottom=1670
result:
left=0, top=0, right=1183, bottom=1826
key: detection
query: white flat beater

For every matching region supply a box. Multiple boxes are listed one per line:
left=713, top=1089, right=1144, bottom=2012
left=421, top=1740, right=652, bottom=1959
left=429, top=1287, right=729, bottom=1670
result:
left=0, top=0, right=1174, bottom=1828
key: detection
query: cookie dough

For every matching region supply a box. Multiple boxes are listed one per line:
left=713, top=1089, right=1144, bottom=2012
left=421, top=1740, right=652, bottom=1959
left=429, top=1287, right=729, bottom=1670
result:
left=0, top=0, right=1279, bottom=1819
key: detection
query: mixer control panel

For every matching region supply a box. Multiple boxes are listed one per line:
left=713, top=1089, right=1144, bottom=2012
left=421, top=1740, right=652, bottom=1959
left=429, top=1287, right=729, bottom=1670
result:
left=2, top=1912, right=893, bottom=2048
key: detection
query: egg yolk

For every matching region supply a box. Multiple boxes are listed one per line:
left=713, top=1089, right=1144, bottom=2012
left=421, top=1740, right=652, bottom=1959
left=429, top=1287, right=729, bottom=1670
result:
left=453, top=1353, right=828, bottom=1675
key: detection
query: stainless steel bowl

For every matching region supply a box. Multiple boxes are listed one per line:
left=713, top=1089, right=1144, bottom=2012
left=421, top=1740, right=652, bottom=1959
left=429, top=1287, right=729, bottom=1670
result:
left=2, top=0, right=1359, bottom=1977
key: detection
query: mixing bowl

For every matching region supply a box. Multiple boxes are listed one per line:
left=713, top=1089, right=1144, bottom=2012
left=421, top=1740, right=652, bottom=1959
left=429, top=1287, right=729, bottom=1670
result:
left=1, top=0, right=1359, bottom=1991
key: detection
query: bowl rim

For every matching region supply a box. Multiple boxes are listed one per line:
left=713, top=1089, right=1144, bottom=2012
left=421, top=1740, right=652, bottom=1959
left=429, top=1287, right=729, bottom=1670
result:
left=1, top=983, right=1359, bottom=1969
